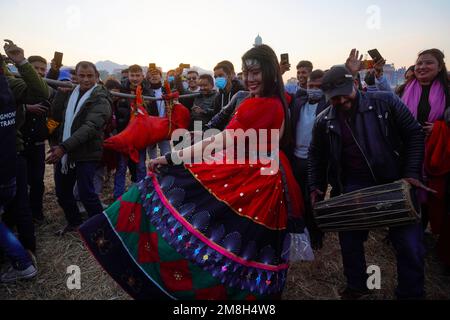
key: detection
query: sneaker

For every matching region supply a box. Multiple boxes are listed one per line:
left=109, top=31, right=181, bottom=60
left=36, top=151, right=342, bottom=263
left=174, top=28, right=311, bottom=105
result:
left=339, top=287, right=372, bottom=300
left=0, top=264, right=38, bottom=283
left=54, top=225, right=80, bottom=237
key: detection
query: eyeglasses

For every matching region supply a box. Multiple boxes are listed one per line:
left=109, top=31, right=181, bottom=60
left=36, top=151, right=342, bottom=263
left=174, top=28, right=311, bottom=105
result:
left=187, top=77, right=198, bottom=81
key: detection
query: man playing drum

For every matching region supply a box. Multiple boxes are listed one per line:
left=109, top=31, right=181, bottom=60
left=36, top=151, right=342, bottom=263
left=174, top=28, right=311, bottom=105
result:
left=308, top=50, right=434, bottom=300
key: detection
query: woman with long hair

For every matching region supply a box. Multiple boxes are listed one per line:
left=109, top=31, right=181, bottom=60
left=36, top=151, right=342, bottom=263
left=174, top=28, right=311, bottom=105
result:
left=79, top=44, right=307, bottom=300
left=401, top=49, right=450, bottom=270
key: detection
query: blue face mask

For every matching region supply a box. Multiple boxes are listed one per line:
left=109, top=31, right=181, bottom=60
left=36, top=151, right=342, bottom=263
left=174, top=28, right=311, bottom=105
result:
left=168, top=76, right=175, bottom=83
left=215, top=77, right=227, bottom=90
left=307, top=88, right=324, bottom=102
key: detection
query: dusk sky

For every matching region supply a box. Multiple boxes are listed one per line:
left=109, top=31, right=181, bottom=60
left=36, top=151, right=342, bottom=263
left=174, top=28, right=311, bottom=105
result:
left=2, top=0, right=449, bottom=79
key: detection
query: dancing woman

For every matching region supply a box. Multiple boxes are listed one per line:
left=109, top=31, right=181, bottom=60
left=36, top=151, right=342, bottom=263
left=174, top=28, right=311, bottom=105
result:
left=79, top=44, right=306, bottom=300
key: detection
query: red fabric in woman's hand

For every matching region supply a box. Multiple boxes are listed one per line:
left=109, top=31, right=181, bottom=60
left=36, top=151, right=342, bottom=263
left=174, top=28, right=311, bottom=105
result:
left=104, top=103, right=190, bottom=163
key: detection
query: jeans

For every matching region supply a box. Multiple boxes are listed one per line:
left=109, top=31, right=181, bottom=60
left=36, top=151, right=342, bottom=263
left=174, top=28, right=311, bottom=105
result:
left=74, top=165, right=105, bottom=200
left=339, top=184, right=425, bottom=299
left=23, top=143, right=46, bottom=220
left=113, top=150, right=147, bottom=200
left=147, top=140, right=171, bottom=160
left=0, top=222, right=33, bottom=271
left=55, top=161, right=104, bottom=227
left=3, top=155, right=36, bottom=253
left=0, top=179, right=30, bottom=270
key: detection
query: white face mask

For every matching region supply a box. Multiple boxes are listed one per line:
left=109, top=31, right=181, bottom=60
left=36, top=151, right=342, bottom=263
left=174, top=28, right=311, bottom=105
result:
left=307, top=89, right=324, bottom=102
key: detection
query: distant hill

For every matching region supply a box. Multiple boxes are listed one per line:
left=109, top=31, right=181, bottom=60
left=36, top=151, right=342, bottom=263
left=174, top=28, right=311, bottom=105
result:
left=95, top=60, right=129, bottom=73
left=190, top=66, right=213, bottom=76
left=95, top=60, right=212, bottom=76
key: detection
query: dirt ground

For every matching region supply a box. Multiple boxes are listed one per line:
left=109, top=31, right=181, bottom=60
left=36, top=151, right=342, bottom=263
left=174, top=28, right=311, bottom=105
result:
left=1, top=161, right=449, bottom=300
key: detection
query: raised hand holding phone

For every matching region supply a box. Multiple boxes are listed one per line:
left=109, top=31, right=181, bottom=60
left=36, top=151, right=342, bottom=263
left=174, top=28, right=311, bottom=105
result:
left=280, top=53, right=291, bottom=75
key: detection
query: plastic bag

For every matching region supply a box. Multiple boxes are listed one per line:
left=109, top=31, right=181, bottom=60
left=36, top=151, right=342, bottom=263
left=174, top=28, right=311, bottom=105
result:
left=289, top=229, right=315, bottom=262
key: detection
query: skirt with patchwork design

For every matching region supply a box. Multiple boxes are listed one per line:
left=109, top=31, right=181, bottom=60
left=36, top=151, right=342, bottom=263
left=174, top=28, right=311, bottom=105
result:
left=79, top=154, right=304, bottom=300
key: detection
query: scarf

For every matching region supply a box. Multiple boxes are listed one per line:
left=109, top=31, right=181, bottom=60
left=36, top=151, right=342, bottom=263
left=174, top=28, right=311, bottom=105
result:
left=402, top=79, right=446, bottom=123
left=61, top=84, right=98, bottom=174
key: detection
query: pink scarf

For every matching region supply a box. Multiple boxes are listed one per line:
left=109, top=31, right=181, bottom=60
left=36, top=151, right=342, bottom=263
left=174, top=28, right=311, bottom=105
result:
left=402, top=79, right=446, bottom=122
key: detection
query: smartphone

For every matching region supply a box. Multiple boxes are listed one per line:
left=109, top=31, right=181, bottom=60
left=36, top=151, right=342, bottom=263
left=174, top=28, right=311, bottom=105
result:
left=149, top=63, right=156, bottom=69
left=368, top=49, right=383, bottom=62
left=280, top=53, right=289, bottom=64
left=54, top=51, right=63, bottom=68
left=179, top=63, right=190, bottom=69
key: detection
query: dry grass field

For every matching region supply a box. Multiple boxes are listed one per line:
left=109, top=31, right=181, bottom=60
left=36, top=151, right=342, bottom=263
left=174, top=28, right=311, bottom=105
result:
left=1, top=162, right=449, bottom=300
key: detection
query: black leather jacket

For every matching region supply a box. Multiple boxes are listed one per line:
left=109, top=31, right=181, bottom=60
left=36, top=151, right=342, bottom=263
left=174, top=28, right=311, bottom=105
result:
left=308, top=90, right=425, bottom=196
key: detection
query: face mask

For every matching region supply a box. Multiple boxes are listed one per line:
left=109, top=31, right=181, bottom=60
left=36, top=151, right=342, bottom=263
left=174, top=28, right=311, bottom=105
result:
left=307, top=88, right=324, bottom=102
left=168, top=76, right=175, bottom=83
left=182, top=81, right=189, bottom=91
left=215, top=77, right=227, bottom=90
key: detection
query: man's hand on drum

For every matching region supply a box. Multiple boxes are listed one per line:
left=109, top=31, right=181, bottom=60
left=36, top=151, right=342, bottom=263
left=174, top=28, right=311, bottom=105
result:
left=310, top=189, right=325, bottom=208
left=404, top=178, right=437, bottom=194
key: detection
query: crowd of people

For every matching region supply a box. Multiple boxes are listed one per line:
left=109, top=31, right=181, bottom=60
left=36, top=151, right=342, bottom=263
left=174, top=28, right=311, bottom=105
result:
left=0, top=39, right=449, bottom=300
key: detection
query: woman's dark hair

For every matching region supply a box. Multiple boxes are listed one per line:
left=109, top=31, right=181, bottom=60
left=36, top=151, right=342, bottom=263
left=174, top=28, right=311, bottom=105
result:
left=405, top=65, right=415, bottom=77
left=418, top=49, right=449, bottom=109
left=241, top=44, right=292, bottom=150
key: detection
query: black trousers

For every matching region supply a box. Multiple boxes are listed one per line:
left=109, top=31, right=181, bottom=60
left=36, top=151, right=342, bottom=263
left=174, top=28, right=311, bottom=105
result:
left=291, top=156, right=322, bottom=243
left=23, top=143, right=46, bottom=220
